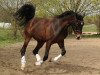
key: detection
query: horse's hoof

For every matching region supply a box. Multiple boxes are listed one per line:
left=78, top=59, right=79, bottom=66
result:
left=35, top=62, right=41, bottom=65
left=21, top=66, right=25, bottom=70
left=21, top=64, right=25, bottom=70
left=35, top=60, right=43, bottom=66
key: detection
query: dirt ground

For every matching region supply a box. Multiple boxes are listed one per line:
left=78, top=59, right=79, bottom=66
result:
left=0, top=38, right=100, bottom=75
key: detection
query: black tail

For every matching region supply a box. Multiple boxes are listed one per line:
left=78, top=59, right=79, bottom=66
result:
left=14, top=3, right=36, bottom=26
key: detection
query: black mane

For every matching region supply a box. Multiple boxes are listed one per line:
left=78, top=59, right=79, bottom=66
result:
left=56, top=11, right=83, bottom=21
left=56, top=11, right=75, bottom=19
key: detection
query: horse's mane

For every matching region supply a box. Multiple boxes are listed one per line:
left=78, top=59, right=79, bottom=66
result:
left=56, top=10, right=83, bottom=21
left=56, top=11, right=75, bottom=19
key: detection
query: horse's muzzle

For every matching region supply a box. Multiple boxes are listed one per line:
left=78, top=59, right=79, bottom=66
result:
left=76, top=34, right=81, bottom=40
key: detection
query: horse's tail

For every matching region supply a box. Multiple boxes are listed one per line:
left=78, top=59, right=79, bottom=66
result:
left=14, top=3, right=36, bottom=26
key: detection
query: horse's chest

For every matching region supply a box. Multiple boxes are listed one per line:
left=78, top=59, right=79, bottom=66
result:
left=52, top=30, right=68, bottom=43
left=59, top=27, right=68, bottom=37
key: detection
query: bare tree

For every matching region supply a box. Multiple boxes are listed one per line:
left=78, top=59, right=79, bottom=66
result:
left=0, top=0, right=31, bottom=38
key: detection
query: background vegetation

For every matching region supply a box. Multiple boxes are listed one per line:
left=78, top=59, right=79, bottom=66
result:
left=0, top=0, right=100, bottom=47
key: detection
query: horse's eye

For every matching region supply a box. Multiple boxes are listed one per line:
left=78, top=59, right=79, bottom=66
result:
left=81, top=22, right=84, bottom=25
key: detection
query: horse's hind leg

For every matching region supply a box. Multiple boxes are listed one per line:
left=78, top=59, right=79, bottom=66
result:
left=53, top=41, right=66, bottom=61
left=33, top=41, right=44, bottom=65
left=20, top=36, right=31, bottom=70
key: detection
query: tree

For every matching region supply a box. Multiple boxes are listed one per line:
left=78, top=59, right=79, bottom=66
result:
left=0, top=0, right=30, bottom=38
left=92, top=0, right=100, bottom=34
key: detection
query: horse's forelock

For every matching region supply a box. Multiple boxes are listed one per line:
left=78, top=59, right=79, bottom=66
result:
left=76, top=13, right=83, bottom=21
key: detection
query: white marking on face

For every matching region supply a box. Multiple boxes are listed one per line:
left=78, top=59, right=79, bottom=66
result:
left=53, top=54, right=62, bottom=61
left=21, top=56, right=26, bottom=70
left=81, top=22, right=83, bottom=25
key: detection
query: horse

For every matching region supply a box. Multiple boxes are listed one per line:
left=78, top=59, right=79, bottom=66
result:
left=14, top=3, right=84, bottom=70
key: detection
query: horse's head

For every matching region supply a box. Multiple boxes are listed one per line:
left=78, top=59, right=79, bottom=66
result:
left=69, top=13, right=84, bottom=40
left=73, top=14, right=84, bottom=40
left=56, top=11, right=84, bottom=40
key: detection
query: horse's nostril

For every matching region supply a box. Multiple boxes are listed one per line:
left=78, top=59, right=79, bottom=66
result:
left=76, top=36, right=80, bottom=40
left=76, top=34, right=81, bottom=40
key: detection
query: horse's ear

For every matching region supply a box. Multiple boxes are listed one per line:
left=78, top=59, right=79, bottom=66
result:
left=77, top=12, right=85, bottom=18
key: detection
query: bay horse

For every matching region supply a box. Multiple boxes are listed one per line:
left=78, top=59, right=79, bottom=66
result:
left=14, top=3, right=84, bottom=70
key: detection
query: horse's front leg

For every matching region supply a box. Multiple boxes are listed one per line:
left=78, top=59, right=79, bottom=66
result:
left=53, top=40, right=66, bottom=62
left=20, top=36, right=31, bottom=70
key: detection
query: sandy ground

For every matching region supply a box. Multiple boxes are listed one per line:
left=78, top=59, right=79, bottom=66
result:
left=0, top=38, right=100, bottom=75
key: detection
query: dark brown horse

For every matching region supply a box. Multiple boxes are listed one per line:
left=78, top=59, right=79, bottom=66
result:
left=14, top=3, right=84, bottom=70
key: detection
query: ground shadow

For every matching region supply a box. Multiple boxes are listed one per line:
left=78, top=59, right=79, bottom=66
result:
left=24, top=62, right=100, bottom=75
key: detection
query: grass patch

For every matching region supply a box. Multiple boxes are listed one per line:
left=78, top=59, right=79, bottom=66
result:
left=83, top=24, right=97, bottom=32
left=0, top=28, right=23, bottom=47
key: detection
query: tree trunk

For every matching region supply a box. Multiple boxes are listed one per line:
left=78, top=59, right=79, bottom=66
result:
left=11, top=18, right=18, bottom=39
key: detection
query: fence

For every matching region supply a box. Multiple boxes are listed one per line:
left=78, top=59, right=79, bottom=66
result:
left=0, top=22, right=11, bottom=29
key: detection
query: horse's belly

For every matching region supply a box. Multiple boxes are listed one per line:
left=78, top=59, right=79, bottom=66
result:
left=32, top=31, right=46, bottom=41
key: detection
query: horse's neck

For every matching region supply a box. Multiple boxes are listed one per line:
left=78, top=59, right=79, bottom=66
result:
left=52, top=18, right=69, bottom=36
left=61, top=17, right=71, bottom=27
